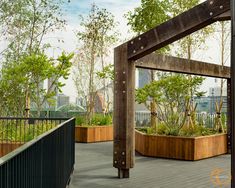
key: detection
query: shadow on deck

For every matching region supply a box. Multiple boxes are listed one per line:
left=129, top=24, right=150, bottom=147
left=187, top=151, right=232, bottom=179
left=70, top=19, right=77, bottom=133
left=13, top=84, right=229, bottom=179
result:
left=70, top=142, right=230, bottom=188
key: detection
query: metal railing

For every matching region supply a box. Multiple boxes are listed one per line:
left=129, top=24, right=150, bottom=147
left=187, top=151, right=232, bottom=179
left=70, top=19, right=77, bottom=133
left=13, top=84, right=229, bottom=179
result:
left=0, top=117, right=68, bottom=157
left=0, top=117, right=75, bottom=188
left=135, top=112, right=227, bottom=128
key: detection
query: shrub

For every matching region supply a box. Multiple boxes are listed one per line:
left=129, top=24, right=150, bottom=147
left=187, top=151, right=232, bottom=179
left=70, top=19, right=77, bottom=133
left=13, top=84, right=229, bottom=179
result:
left=76, top=114, right=112, bottom=126
left=91, top=114, right=112, bottom=125
left=0, top=122, right=57, bottom=142
left=76, top=115, right=86, bottom=125
left=137, top=122, right=220, bottom=137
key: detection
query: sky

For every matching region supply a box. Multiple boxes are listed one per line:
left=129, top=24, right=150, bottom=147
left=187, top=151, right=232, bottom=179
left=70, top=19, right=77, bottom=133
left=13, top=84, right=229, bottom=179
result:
left=51, top=0, right=141, bottom=55
left=55, top=0, right=141, bottom=102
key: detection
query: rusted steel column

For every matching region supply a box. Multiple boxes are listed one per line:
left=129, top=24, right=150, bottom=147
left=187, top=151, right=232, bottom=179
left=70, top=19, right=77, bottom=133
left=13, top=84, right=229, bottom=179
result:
left=113, top=43, right=135, bottom=178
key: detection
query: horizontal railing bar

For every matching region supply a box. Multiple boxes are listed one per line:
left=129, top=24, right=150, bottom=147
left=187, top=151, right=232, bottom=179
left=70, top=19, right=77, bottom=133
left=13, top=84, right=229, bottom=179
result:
left=0, top=117, right=75, bottom=166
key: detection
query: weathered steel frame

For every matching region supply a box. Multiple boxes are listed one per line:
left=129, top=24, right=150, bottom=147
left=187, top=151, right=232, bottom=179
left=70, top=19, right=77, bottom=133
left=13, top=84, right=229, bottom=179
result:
left=114, top=0, right=234, bottom=186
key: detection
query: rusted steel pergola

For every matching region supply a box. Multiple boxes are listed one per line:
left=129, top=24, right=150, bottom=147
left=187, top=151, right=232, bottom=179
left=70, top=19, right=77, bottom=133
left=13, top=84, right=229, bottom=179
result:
left=113, top=0, right=235, bottom=187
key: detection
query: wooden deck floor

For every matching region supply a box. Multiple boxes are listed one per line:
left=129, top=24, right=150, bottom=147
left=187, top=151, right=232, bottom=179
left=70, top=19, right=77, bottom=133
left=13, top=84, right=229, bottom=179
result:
left=70, top=142, right=231, bottom=188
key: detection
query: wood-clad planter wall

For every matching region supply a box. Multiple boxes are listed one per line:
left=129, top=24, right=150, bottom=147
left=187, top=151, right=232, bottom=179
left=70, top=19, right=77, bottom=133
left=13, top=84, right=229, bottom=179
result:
left=135, top=130, right=227, bottom=160
left=75, top=126, right=113, bottom=143
left=0, top=142, right=23, bottom=157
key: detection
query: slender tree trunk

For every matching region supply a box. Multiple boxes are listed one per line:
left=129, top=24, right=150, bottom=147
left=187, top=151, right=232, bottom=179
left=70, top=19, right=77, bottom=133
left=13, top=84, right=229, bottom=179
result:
left=25, top=87, right=30, bottom=118
left=150, top=99, right=157, bottom=131
left=150, top=70, right=157, bottom=131
left=220, top=22, right=225, bottom=102
left=100, top=46, right=106, bottom=115
left=87, top=42, right=96, bottom=124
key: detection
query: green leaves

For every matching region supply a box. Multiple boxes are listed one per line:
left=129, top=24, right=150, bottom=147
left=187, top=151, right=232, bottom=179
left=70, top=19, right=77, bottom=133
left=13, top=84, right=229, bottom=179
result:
left=96, top=64, right=114, bottom=81
left=136, top=74, right=204, bottom=105
left=0, top=52, right=73, bottom=116
left=125, top=0, right=170, bottom=33
left=136, top=74, right=205, bottom=130
left=0, top=0, right=66, bottom=63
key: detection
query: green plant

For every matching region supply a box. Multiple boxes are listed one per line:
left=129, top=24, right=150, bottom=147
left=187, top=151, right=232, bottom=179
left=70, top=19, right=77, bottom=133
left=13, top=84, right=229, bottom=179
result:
left=0, top=121, right=57, bottom=142
left=136, top=121, right=220, bottom=137
left=76, top=114, right=112, bottom=126
left=135, top=74, right=205, bottom=132
left=91, top=114, right=112, bottom=125
left=76, top=116, right=86, bottom=125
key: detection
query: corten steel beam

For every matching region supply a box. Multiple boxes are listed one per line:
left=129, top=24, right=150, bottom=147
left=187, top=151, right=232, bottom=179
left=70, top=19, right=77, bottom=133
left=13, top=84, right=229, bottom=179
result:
left=113, top=43, right=135, bottom=178
left=127, top=0, right=230, bottom=61
left=231, top=0, right=235, bottom=187
left=136, top=53, right=231, bottom=78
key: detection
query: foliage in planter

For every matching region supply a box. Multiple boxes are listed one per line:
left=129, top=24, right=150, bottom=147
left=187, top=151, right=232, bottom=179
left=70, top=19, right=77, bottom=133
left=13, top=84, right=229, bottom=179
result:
left=136, top=74, right=205, bottom=132
left=135, top=73, right=227, bottom=136
left=137, top=123, right=220, bottom=137
left=0, top=122, right=57, bottom=142
left=76, top=114, right=112, bottom=126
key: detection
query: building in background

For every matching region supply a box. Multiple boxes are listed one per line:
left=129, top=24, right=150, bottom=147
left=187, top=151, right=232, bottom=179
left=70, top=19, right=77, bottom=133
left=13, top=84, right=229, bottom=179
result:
left=195, top=86, right=227, bottom=113
left=209, top=86, right=227, bottom=97
left=137, top=69, right=151, bottom=88
left=47, top=77, right=59, bottom=110
left=57, top=93, right=70, bottom=108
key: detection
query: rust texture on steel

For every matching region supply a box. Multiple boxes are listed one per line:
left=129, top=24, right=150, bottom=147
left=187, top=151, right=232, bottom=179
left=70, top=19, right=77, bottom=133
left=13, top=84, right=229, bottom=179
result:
left=127, top=0, right=230, bottom=60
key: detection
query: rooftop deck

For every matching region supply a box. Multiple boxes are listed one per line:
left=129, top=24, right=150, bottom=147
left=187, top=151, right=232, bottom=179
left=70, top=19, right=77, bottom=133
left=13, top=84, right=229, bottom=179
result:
left=70, top=142, right=231, bottom=188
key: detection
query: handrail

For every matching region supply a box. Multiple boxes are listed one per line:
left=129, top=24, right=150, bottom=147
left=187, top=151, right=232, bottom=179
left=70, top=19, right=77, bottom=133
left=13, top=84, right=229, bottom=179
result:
left=0, top=118, right=74, bottom=166
left=0, top=117, right=75, bottom=188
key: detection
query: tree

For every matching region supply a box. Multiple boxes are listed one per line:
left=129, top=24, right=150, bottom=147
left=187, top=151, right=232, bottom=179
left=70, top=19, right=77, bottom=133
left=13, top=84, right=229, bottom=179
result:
left=136, top=74, right=205, bottom=134
left=96, top=64, right=114, bottom=113
left=0, top=0, right=65, bottom=62
left=125, top=0, right=213, bottom=59
left=0, top=0, right=67, bottom=117
left=73, top=4, right=118, bottom=122
left=0, top=52, right=73, bottom=117
left=212, top=21, right=230, bottom=133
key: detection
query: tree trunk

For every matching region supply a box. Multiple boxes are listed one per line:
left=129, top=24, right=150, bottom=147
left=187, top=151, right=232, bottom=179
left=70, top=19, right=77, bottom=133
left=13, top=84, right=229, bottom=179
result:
left=25, top=88, right=30, bottom=118
left=150, top=70, right=157, bottom=132
left=87, top=41, right=96, bottom=124
left=150, top=100, right=157, bottom=132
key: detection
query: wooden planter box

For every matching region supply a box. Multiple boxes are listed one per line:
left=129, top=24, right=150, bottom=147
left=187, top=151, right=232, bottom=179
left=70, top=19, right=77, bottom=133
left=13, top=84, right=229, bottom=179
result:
left=75, top=125, right=113, bottom=143
left=135, top=130, right=227, bottom=160
left=0, top=142, right=23, bottom=157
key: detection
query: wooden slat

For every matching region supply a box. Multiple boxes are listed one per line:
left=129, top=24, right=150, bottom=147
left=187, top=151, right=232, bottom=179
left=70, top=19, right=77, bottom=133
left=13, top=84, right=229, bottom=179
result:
left=74, top=126, right=113, bottom=143
left=127, top=0, right=230, bottom=60
left=135, top=53, right=231, bottom=78
left=135, top=130, right=227, bottom=160
left=113, top=44, right=135, bottom=178
left=0, top=142, right=23, bottom=157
